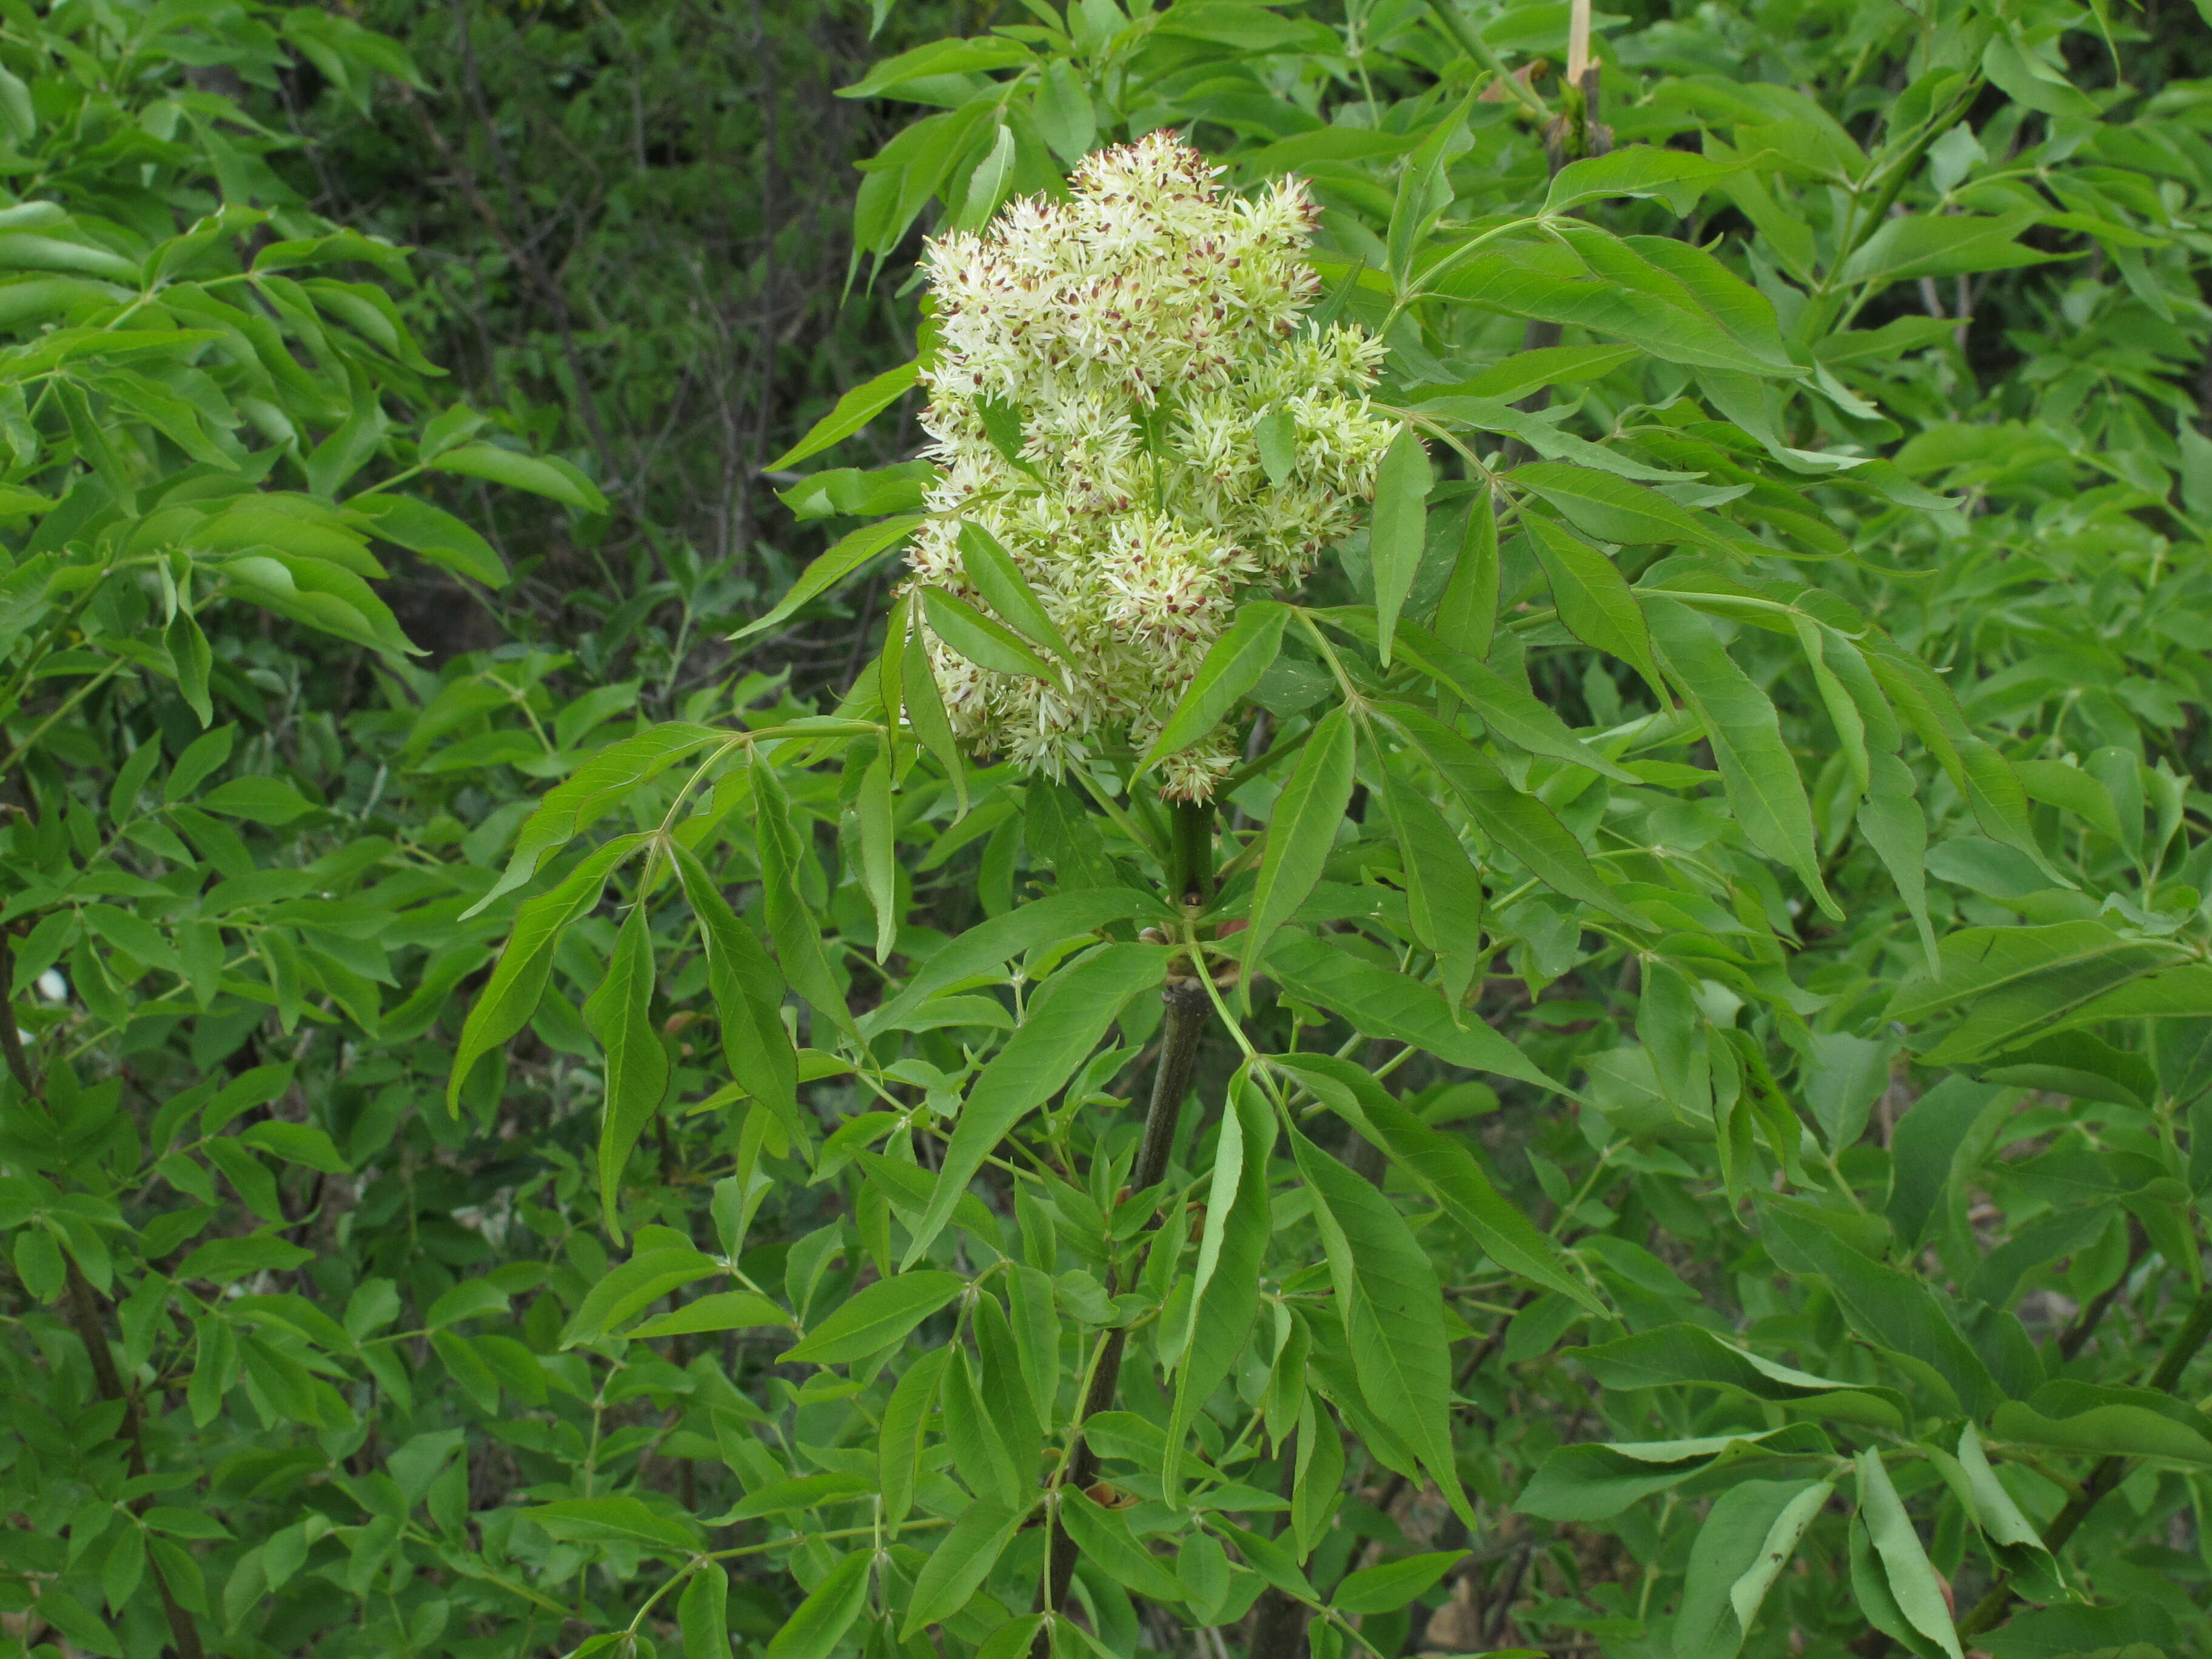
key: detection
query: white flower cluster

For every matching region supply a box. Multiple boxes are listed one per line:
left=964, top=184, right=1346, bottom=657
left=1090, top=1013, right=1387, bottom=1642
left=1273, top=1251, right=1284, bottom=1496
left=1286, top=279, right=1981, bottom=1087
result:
left=905, top=131, right=1393, bottom=800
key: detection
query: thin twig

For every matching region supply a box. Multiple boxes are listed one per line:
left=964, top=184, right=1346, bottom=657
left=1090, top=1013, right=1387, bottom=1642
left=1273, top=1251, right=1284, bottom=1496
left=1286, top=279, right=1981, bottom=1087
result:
left=1958, top=1280, right=2212, bottom=1639
left=2056, top=1218, right=2149, bottom=1364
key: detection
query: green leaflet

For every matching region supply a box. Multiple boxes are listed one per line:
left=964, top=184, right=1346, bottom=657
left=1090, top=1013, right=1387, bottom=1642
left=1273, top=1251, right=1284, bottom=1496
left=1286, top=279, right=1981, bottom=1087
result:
left=1518, top=1427, right=1829, bottom=1523
left=1265, top=931, right=1566, bottom=1092
left=1512, top=460, right=1738, bottom=552
left=972, top=1616, right=1050, bottom=1659
left=1840, top=210, right=2057, bottom=287
left=1674, top=1479, right=1818, bottom=1658
left=1138, top=600, right=1289, bottom=774
left=1289, top=1123, right=1474, bottom=1529
left=1860, top=752, right=1937, bottom=969
left=753, top=756, right=860, bottom=1041
left=348, top=492, right=507, bottom=588
left=941, top=1343, right=1020, bottom=1504
left=971, top=1290, right=1042, bottom=1478
left=1960, top=739, right=2074, bottom=888
left=1800, top=1028, right=1897, bottom=1152
left=1332, top=1550, right=1466, bottom=1615
left=1165, top=1063, right=1273, bottom=1506
left=1241, top=705, right=1355, bottom=988
left=669, top=842, right=800, bottom=1136
left=786, top=1271, right=965, bottom=1366
left=2056, top=962, right=2212, bottom=1027
left=1034, top=57, right=1093, bottom=162
left=1637, top=959, right=1707, bottom=1121
left=2014, top=752, right=2127, bottom=850
left=678, top=1562, right=731, bottom=1659
left=1644, top=595, right=1835, bottom=914
left=856, top=747, right=897, bottom=957
left=1369, top=425, right=1430, bottom=664
left=166, top=611, right=213, bottom=723
left=1885, top=1076, right=2008, bottom=1251
left=732, top=514, right=923, bottom=642
left=1962, top=1203, right=2112, bottom=1310
left=1760, top=1198, right=2002, bottom=1418
left=902, top=1497, right=1025, bottom=1638
left=582, top=904, right=669, bottom=1240
left=1523, top=517, right=1666, bottom=702
left=1988, top=1393, right=2212, bottom=1466
left=766, top=1549, right=873, bottom=1659
left=1570, top=1321, right=1903, bottom=1427
left=1560, top=223, right=1800, bottom=373
left=1944, top=1424, right=2060, bottom=1598
left=1393, top=618, right=1637, bottom=781
left=427, top=444, right=607, bottom=513
left=1384, top=91, right=1470, bottom=281
left=1433, top=486, right=1499, bottom=659
left=1869, top=644, right=2070, bottom=885
left=957, top=521, right=1073, bottom=663
left=1416, top=393, right=1686, bottom=482
left=1056, top=1488, right=1186, bottom=1602
left=628, top=1291, right=791, bottom=1340
left=1887, top=920, right=2185, bottom=1064
left=901, top=943, right=1171, bottom=1264
left=865, top=888, right=1167, bottom=1036
left=1378, top=765, right=1486, bottom=1009
left=1276, top=1051, right=1599, bottom=1313
left=524, top=1495, right=700, bottom=1553
left=766, top=363, right=921, bottom=469
left=1731, top=1480, right=1834, bottom=1647
left=564, top=1246, right=722, bottom=1347
left=1794, top=615, right=1870, bottom=796
left=1428, top=234, right=1795, bottom=377
left=1006, top=1262, right=1061, bottom=1423
left=920, top=584, right=1059, bottom=682
left=1384, top=703, right=1649, bottom=931
left=473, top=724, right=729, bottom=914
left=1544, top=145, right=1754, bottom=214
left=900, top=598, right=968, bottom=816
left=1855, top=1450, right=1964, bottom=1659
left=1024, top=779, right=1121, bottom=897
left=1293, top=1396, right=1347, bottom=1557
left=879, top=1346, right=948, bottom=1527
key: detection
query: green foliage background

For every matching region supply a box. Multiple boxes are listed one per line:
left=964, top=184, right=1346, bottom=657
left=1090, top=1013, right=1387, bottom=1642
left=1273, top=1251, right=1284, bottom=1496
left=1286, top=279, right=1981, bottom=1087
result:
left=5, top=3, right=2212, bottom=1659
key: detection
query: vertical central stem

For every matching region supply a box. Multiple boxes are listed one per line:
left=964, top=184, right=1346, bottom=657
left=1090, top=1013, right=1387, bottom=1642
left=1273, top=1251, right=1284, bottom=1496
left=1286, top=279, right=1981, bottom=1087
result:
left=1034, top=802, right=1215, bottom=1646
left=1169, top=799, right=1216, bottom=908
left=1036, top=980, right=1210, bottom=1632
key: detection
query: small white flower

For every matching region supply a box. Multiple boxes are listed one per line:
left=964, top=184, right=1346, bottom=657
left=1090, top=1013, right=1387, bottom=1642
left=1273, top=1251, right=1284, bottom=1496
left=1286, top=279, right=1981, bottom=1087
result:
left=905, top=132, right=1393, bottom=800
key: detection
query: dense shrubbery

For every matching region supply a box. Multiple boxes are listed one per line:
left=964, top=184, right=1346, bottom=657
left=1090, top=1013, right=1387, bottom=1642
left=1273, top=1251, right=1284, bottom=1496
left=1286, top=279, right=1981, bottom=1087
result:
left=6, top=4, right=2212, bottom=1659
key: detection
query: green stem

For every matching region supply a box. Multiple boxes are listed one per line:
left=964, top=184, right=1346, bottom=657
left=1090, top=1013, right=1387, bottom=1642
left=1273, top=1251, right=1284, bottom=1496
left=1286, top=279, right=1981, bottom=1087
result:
left=0, top=657, right=124, bottom=783
left=1420, top=0, right=1550, bottom=119
left=1034, top=818, right=1217, bottom=1652
left=1168, top=799, right=1216, bottom=906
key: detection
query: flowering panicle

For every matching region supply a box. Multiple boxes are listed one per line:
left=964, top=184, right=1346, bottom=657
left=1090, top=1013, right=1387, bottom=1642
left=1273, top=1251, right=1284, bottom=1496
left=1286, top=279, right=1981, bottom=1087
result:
left=905, top=131, right=1393, bottom=800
